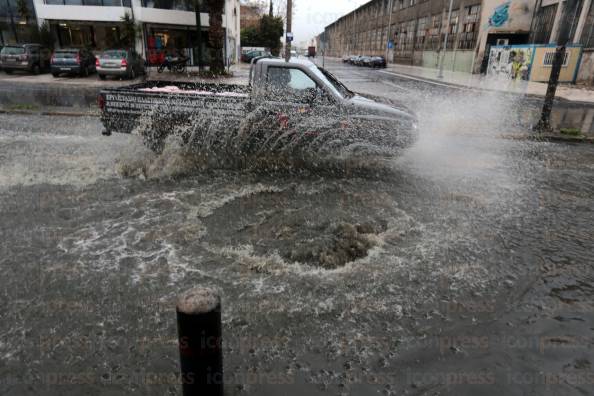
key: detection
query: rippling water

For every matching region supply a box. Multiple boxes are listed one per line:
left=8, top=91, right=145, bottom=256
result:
left=1, top=70, right=593, bottom=395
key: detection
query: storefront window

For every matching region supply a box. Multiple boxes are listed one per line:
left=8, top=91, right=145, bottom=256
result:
left=142, top=0, right=207, bottom=12
left=53, top=21, right=121, bottom=50
left=145, top=26, right=210, bottom=66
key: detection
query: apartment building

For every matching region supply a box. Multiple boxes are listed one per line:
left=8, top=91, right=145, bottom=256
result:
left=26, top=0, right=240, bottom=65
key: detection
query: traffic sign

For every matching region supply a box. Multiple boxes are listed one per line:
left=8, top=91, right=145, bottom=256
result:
left=388, top=40, right=394, bottom=49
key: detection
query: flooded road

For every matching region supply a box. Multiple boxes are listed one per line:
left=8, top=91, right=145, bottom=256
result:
left=1, top=62, right=594, bottom=395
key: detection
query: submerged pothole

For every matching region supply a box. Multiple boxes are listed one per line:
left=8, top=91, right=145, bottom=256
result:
left=202, top=186, right=394, bottom=269
left=285, top=221, right=387, bottom=269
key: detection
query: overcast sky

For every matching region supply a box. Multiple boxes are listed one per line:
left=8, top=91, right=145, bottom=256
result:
left=286, top=0, right=370, bottom=45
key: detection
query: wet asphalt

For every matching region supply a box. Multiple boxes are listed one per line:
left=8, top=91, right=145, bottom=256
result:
left=0, top=60, right=593, bottom=395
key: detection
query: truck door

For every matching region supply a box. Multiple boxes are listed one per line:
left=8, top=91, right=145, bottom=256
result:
left=262, top=66, right=334, bottom=129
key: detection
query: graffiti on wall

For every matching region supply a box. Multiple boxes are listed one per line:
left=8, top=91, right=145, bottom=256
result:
left=487, top=46, right=533, bottom=80
left=489, top=2, right=511, bottom=27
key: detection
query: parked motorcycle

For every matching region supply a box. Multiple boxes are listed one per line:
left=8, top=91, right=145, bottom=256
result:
left=157, top=56, right=189, bottom=74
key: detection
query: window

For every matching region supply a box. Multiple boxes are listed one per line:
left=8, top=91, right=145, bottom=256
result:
left=267, top=67, right=318, bottom=102
left=530, top=4, right=558, bottom=44
left=427, top=14, right=443, bottom=50
left=446, top=10, right=459, bottom=49
left=542, top=51, right=570, bottom=67
left=415, top=17, right=428, bottom=50
left=580, top=0, right=594, bottom=48
left=459, top=4, right=481, bottom=50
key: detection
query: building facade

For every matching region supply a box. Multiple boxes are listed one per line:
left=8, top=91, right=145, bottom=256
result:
left=529, top=0, right=594, bottom=83
left=240, top=3, right=260, bottom=29
left=23, top=0, right=240, bottom=65
left=1, top=0, right=38, bottom=45
left=321, top=0, right=594, bottom=80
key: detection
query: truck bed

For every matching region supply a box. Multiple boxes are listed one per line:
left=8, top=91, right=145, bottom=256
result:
left=99, top=81, right=251, bottom=134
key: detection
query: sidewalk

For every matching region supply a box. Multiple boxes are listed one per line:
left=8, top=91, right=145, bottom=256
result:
left=381, top=63, right=594, bottom=103
left=0, top=62, right=251, bottom=86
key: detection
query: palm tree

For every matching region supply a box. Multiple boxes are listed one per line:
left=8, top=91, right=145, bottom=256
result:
left=206, top=0, right=225, bottom=74
left=16, top=0, right=30, bottom=24
left=185, top=0, right=204, bottom=71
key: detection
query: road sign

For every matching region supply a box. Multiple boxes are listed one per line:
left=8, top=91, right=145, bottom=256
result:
left=286, top=32, right=294, bottom=42
left=388, top=40, right=394, bottom=49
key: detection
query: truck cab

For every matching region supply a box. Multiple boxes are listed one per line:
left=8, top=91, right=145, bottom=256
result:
left=249, top=57, right=415, bottom=123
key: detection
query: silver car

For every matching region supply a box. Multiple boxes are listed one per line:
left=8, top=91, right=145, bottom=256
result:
left=96, top=49, right=145, bottom=80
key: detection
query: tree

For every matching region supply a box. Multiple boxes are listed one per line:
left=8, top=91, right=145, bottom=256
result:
left=240, top=14, right=283, bottom=55
left=259, top=14, right=283, bottom=55
left=37, top=21, right=54, bottom=50
left=27, top=21, right=54, bottom=49
left=240, top=25, right=260, bottom=47
left=206, top=0, right=225, bottom=73
left=16, top=0, right=30, bottom=24
left=119, top=12, right=138, bottom=48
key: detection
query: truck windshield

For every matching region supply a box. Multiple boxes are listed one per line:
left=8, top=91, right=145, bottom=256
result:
left=1, top=47, right=25, bottom=55
left=315, top=66, right=354, bottom=99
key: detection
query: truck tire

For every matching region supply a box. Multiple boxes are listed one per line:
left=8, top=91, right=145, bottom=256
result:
left=99, top=74, right=106, bottom=80
left=32, top=64, right=40, bottom=75
left=4, top=69, right=12, bottom=74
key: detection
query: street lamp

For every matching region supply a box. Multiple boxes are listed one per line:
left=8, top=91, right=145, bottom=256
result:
left=437, top=0, right=454, bottom=79
left=385, top=0, right=394, bottom=63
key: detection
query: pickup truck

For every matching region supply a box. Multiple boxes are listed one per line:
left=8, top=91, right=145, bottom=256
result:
left=98, top=58, right=417, bottom=156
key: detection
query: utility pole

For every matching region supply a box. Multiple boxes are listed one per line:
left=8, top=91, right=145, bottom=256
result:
left=195, top=0, right=203, bottom=72
left=437, top=0, right=454, bottom=78
left=285, top=0, right=293, bottom=61
left=386, top=0, right=394, bottom=62
left=535, top=0, right=579, bottom=132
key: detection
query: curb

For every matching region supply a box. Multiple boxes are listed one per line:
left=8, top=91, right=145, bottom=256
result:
left=378, top=69, right=594, bottom=106
left=503, top=133, right=594, bottom=144
left=0, top=108, right=98, bottom=117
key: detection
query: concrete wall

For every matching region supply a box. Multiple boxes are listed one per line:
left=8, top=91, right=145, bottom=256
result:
left=421, top=50, right=475, bottom=72
left=576, top=49, right=594, bottom=84
left=530, top=46, right=582, bottom=82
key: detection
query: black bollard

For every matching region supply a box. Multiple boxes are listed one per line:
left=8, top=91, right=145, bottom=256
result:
left=176, top=287, right=223, bottom=396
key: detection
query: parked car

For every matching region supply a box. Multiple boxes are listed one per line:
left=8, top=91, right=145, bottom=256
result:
left=370, top=56, right=387, bottom=68
left=362, top=56, right=374, bottom=67
left=348, top=56, right=362, bottom=64
left=241, top=50, right=270, bottom=63
left=96, top=49, right=145, bottom=80
left=51, top=48, right=96, bottom=77
left=342, top=55, right=353, bottom=63
left=0, top=44, right=50, bottom=74
left=355, top=56, right=372, bottom=66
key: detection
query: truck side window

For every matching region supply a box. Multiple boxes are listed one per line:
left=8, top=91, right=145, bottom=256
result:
left=267, top=67, right=319, bottom=103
